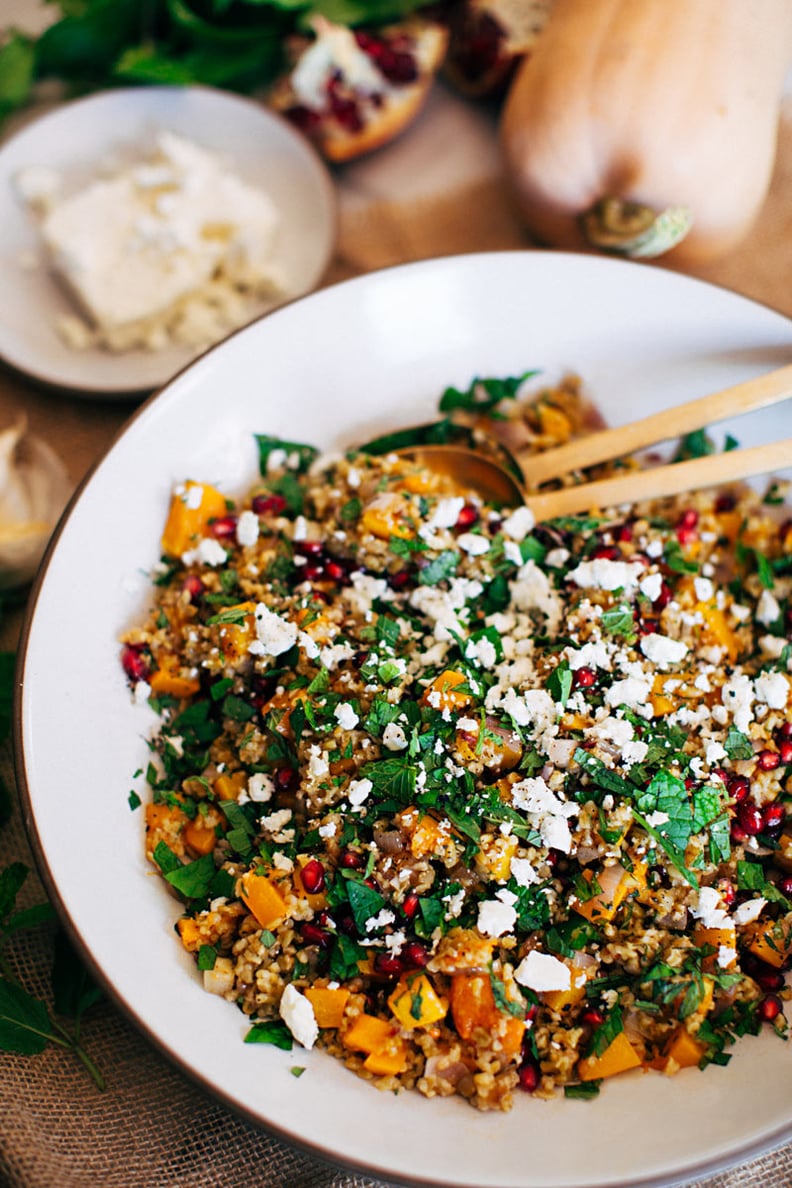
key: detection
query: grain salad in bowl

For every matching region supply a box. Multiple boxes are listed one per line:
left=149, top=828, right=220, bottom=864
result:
left=120, top=372, right=791, bottom=1113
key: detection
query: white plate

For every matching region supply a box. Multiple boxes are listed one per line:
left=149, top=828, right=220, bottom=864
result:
left=0, top=86, right=336, bottom=397
left=17, top=253, right=792, bottom=1188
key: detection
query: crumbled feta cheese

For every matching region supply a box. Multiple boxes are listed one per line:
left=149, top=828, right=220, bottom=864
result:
left=722, top=672, right=755, bottom=733
left=465, top=635, right=498, bottom=669
left=320, top=640, right=356, bottom=670
left=365, top=909, right=395, bottom=932
left=691, top=885, right=731, bottom=929
left=754, top=671, right=789, bottom=711
left=249, top=604, right=298, bottom=656
left=457, top=532, right=490, bottom=556
left=732, top=897, right=767, bottom=926
left=279, top=983, right=318, bottom=1050
left=260, top=808, right=292, bottom=835
left=645, top=810, right=670, bottom=828
left=545, top=547, right=570, bottom=568
left=477, top=889, right=518, bottom=937
left=382, top=722, right=408, bottom=751
left=756, top=588, right=781, bottom=627
left=318, top=821, right=337, bottom=838
left=236, top=509, right=259, bottom=547
left=502, top=540, right=524, bottom=567
left=307, top=744, right=329, bottom=780
left=718, top=946, right=737, bottom=969
left=694, top=576, right=715, bottom=603
left=298, top=630, right=321, bottom=660
left=639, top=572, right=663, bottom=602
left=181, top=537, right=227, bottom=567
left=133, top=680, right=151, bottom=706
left=348, top=777, right=373, bottom=808
left=604, top=676, right=653, bottom=711
left=567, top=557, right=644, bottom=592
left=247, top=773, right=274, bottom=802
left=509, top=560, right=562, bottom=630
left=422, top=497, right=465, bottom=534
left=334, top=701, right=359, bottom=731
left=501, top=505, right=535, bottom=542
left=510, top=857, right=540, bottom=887
left=640, top=633, right=688, bottom=668
left=514, top=951, right=571, bottom=993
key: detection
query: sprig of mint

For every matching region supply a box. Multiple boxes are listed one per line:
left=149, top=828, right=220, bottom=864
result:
left=0, top=648, right=104, bottom=1088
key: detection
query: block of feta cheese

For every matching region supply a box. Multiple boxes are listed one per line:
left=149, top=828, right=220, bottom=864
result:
left=24, top=131, right=283, bottom=353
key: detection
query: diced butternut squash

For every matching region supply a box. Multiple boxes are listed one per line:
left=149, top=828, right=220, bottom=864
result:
left=217, top=601, right=256, bottom=663
left=649, top=691, right=676, bottom=717
left=694, top=924, right=736, bottom=969
left=343, top=1013, right=397, bottom=1054
left=260, top=686, right=309, bottom=737
left=305, top=986, right=350, bottom=1029
left=161, top=481, right=228, bottom=557
left=542, top=965, right=589, bottom=1013
left=662, top=1027, right=706, bottom=1072
left=573, top=863, right=646, bottom=923
left=449, top=972, right=525, bottom=1056
left=697, top=604, right=740, bottom=662
left=145, top=801, right=187, bottom=857
left=361, top=493, right=415, bottom=540
left=213, top=771, right=248, bottom=801
left=475, top=833, right=519, bottom=882
left=240, top=870, right=289, bottom=930
left=577, top=1031, right=642, bottom=1082
left=183, top=814, right=219, bottom=857
left=421, top=670, right=472, bottom=712
left=388, top=973, right=448, bottom=1030
left=537, top=402, right=572, bottom=441
left=149, top=659, right=201, bottom=700
left=396, top=807, right=455, bottom=859
left=362, top=1038, right=409, bottom=1076
left=748, top=916, right=792, bottom=969
left=398, top=469, right=441, bottom=495
left=176, top=917, right=204, bottom=952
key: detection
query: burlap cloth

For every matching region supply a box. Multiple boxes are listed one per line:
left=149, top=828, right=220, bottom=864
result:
left=0, top=81, right=790, bottom=1188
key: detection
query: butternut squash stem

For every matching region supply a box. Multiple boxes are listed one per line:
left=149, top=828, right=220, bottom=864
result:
left=581, top=197, right=693, bottom=259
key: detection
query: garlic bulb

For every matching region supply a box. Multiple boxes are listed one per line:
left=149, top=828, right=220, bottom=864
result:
left=0, top=418, right=72, bottom=589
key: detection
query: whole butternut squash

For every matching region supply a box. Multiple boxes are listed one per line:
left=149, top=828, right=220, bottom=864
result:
left=500, top=0, right=792, bottom=263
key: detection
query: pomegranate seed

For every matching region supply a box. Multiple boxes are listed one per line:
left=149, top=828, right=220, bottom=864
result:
left=299, top=922, right=331, bottom=948
left=762, top=803, right=785, bottom=831
left=653, top=581, right=672, bottom=610
left=759, top=995, right=784, bottom=1023
left=517, top=1062, right=540, bottom=1093
left=737, top=801, right=764, bottom=836
left=779, top=876, right=792, bottom=898
left=401, top=892, right=420, bottom=919
left=574, top=666, right=596, bottom=688
left=121, top=644, right=150, bottom=682
left=524, top=1003, right=538, bottom=1023
left=284, top=104, right=322, bottom=133
left=727, top=774, right=751, bottom=803
left=715, top=493, right=736, bottom=513
left=592, top=545, right=619, bottom=561
left=340, top=849, right=363, bottom=869
left=338, top=913, right=357, bottom=936
left=210, top=514, right=237, bottom=539
left=616, top=523, right=633, bottom=542
left=757, top=749, right=781, bottom=772
left=779, top=741, right=792, bottom=764
left=677, top=509, right=699, bottom=530
left=582, top=1008, right=604, bottom=1026
left=275, top=766, right=298, bottom=792
left=730, top=822, right=749, bottom=844
left=389, top=569, right=411, bottom=590
left=296, top=540, right=324, bottom=557
left=402, top=942, right=428, bottom=969
left=456, top=503, right=480, bottom=529
left=373, top=953, right=403, bottom=977
left=300, top=859, right=326, bottom=894
left=328, top=87, right=365, bottom=134
left=252, top=493, right=287, bottom=515
left=301, top=564, right=324, bottom=582
left=639, top=617, right=659, bottom=636
left=778, top=722, right=792, bottom=740
left=182, top=574, right=204, bottom=601
left=676, top=526, right=698, bottom=545
left=755, top=967, right=785, bottom=993
left=717, top=879, right=737, bottom=907
left=324, top=560, right=346, bottom=582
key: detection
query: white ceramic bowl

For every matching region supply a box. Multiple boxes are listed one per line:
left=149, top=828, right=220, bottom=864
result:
left=0, top=86, right=336, bottom=397
left=17, top=252, right=792, bottom=1188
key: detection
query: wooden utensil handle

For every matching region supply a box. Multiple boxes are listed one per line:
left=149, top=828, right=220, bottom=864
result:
left=525, top=436, right=792, bottom=521
left=520, top=363, right=792, bottom=486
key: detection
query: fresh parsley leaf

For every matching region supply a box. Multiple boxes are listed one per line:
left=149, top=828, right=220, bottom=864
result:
left=346, top=880, right=387, bottom=933
left=419, top=550, right=459, bottom=586
left=339, top=497, right=361, bottom=523
left=164, top=854, right=217, bottom=900
left=601, top=605, right=636, bottom=640
left=255, top=435, right=318, bottom=476
left=197, top=945, right=217, bottom=971
left=546, top=660, right=573, bottom=707
left=244, top=1020, right=292, bottom=1049
left=724, top=728, right=753, bottom=761
left=439, top=371, right=538, bottom=415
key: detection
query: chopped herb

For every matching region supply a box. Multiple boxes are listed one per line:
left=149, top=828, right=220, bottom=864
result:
left=419, top=550, right=459, bottom=586
left=255, top=434, right=318, bottom=476
left=244, top=1020, right=292, bottom=1049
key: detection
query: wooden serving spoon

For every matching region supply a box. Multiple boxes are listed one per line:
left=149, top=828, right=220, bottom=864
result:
left=390, top=363, right=792, bottom=517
